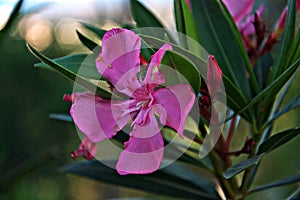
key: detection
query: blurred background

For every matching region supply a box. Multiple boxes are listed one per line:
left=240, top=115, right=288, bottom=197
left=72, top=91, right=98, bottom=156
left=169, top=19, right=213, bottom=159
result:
left=0, top=0, right=299, bottom=199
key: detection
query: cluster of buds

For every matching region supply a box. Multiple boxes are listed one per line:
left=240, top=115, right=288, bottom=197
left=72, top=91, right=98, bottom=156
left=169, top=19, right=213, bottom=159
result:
left=244, top=1, right=300, bottom=66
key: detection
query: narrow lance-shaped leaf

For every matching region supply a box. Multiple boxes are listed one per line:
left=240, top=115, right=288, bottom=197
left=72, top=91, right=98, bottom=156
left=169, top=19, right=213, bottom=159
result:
left=228, top=58, right=300, bottom=119
left=49, top=113, right=73, bottom=123
left=140, top=34, right=256, bottom=122
left=223, top=154, right=264, bottom=179
left=60, top=160, right=218, bottom=199
left=27, top=44, right=115, bottom=100
left=285, top=28, right=300, bottom=70
left=0, top=0, right=23, bottom=32
left=76, top=30, right=99, bottom=51
left=224, top=127, right=300, bottom=179
left=249, top=174, right=300, bottom=194
left=268, top=94, right=300, bottom=124
left=273, top=0, right=296, bottom=78
left=130, top=0, right=176, bottom=43
left=80, top=22, right=106, bottom=39
left=34, top=53, right=100, bottom=79
left=191, top=0, right=252, bottom=100
left=174, top=0, right=200, bottom=47
left=161, top=50, right=201, bottom=93
left=218, top=0, right=260, bottom=95
left=257, top=126, right=300, bottom=154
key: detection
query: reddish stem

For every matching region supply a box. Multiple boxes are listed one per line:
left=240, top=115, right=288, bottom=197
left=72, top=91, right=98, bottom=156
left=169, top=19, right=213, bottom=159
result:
left=226, top=116, right=237, bottom=148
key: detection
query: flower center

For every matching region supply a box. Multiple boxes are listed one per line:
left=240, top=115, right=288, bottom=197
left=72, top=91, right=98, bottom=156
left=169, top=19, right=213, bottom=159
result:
left=131, top=90, right=154, bottom=126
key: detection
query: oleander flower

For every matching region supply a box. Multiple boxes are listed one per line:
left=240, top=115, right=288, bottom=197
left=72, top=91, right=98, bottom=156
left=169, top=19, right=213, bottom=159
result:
left=70, top=28, right=195, bottom=175
left=223, top=0, right=264, bottom=51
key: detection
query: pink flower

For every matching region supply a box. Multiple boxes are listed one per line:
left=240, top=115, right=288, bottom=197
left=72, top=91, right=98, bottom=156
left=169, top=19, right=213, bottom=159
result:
left=223, top=0, right=264, bottom=51
left=70, top=28, right=195, bottom=175
left=223, top=0, right=255, bottom=25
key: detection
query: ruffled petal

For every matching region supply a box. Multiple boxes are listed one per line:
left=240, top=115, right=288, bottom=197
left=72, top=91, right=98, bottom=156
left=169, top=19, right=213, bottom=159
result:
left=153, top=84, right=195, bottom=138
left=223, top=0, right=254, bottom=23
left=116, top=133, right=164, bottom=175
left=143, top=43, right=172, bottom=87
left=70, top=92, right=131, bottom=143
left=96, top=28, right=141, bottom=88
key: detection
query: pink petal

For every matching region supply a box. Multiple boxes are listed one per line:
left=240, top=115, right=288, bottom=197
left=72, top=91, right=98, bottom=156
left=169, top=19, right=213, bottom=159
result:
left=223, top=0, right=254, bottom=23
left=116, top=133, right=164, bottom=175
left=153, top=84, right=195, bottom=138
left=143, top=43, right=172, bottom=88
left=70, top=92, right=130, bottom=143
left=207, top=55, right=222, bottom=98
left=96, top=28, right=141, bottom=88
left=239, top=5, right=264, bottom=36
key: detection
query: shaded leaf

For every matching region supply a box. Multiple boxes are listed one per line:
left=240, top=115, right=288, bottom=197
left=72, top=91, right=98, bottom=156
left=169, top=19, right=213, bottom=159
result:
left=249, top=174, right=300, bottom=194
left=34, top=53, right=100, bottom=79
left=257, top=127, right=300, bottom=154
left=130, top=0, right=164, bottom=39
left=80, top=22, right=106, bottom=39
left=130, top=0, right=176, bottom=43
left=28, top=44, right=115, bottom=99
left=49, top=113, right=73, bottom=123
left=222, top=76, right=252, bottom=122
left=191, top=0, right=253, bottom=99
left=76, top=30, right=99, bottom=51
left=273, top=0, right=297, bottom=78
left=174, top=0, right=200, bottom=47
left=223, top=154, right=264, bottom=179
left=254, top=54, right=273, bottom=90
left=60, top=160, right=218, bottom=199
left=269, top=94, right=300, bottom=124
left=233, top=58, right=300, bottom=117
left=0, top=0, right=23, bottom=30
left=161, top=50, right=201, bottom=93
left=287, top=188, right=300, bottom=200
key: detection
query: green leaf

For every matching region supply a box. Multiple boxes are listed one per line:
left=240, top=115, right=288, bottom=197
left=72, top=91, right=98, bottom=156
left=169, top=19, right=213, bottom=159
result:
left=191, top=0, right=254, bottom=99
left=130, top=0, right=176, bottom=44
left=160, top=161, right=218, bottom=197
left=60, top=160, right=219, bottom=199
left=254, top=54, right=273, bottom=90
left=232, top=58, right=300, bottom=118
left=80, top=22, right=106, bottom=39
left=223, top=154, right=264, bottom=179
left=224, top=127, right=300, bottom=179
left=269, top=94, right=300, bottom=124
left=287, top=188, right=300, bottom=200
left=28, top=44, right=115, bottom=99
left=0, top=0, right=23, bottom=32
left=161, top=50, right=201, bottom=93
left=174, top=0, right=200, bottom=47
left=130, top=0, right=164, bottom=39
left=273, top=0, right=297, bottom=78
left=257, top=127, right=300, bottom=154
left=249, top=174, right=300, bottom=194
left=140, top=34, right=256, bottom=121
left=222, top=76, right=252, bottom=122
left=140, top=34, right=207, bottom=65
left=49, top=113, right=73, bottom=123
left=34, top=53, right=100, bottom=79
left=76, top=30, right=99, bottom=51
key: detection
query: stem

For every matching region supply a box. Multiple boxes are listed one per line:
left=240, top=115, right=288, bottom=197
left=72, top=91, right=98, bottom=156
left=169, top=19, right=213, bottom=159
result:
left=240, top=126, right=265, bottom=197
left=226, top=116, right=237, bottom=148
left=209, top=151, right=238, bottom=199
